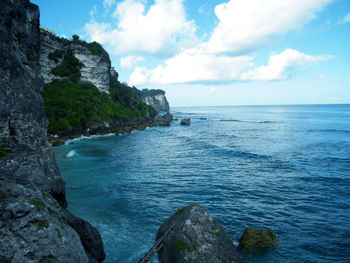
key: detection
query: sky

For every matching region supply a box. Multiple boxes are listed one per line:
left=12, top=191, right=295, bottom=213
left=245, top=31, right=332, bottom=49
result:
left=32, top=0, right=350, bottom=106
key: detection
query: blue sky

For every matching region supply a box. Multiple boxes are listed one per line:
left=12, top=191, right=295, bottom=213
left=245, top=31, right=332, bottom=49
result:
left=32, top=0, right=350, bottom=106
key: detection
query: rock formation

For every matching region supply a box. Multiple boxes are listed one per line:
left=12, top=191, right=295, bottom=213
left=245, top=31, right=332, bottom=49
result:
left=40, top=30, right=110, bottom=93
left=238, top=227, right=279, bottom=253
left=0, top=0, right=105, bottom=262
left=180, top=119, right=191, bottom=126
left=156, top=204, right=243, bottom=263
left=141, top=91, right=170, bottom=113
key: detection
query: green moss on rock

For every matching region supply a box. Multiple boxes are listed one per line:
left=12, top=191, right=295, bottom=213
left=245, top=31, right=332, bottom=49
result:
left=174, top=207, right=185, bottom=216
left=29, top=198, right=45, bottom=211
left=238, top=226, right=279, bottom=253
left=37, top=221, right=49, bottom=229
left=0, top=141, right=7, bottom=157
left=176, top=239, right=190, bottom=252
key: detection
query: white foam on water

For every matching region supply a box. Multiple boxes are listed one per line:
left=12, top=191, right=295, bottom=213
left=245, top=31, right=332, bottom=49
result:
left=66, top=150, right=77, bottom=157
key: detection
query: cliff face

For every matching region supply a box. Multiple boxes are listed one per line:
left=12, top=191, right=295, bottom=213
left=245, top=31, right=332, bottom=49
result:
left=40, top=32, right=110, bottom=93
left=0, top=1, right=105, bottom=262
left=142, top=93, right=170, bottom=112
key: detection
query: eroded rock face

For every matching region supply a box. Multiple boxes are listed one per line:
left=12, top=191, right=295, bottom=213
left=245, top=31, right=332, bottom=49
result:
left=0, top=1, right=105, bottom=262
left=142, top=94, right=170, bottom=113
left=156, top=204, right=243, bottom=263
left=40, top=32, right=110, bottom=93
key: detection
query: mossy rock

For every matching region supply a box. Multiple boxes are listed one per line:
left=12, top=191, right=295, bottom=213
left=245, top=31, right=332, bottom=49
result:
left=238, top=226, right=279, bottom=253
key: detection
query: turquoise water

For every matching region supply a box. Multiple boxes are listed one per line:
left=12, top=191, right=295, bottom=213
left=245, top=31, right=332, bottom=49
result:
left=53, top=104, right=350, bottom=263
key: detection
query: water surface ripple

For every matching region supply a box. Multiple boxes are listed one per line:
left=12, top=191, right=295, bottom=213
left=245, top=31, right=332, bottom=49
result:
left=54, top=105, right=350, bottom=263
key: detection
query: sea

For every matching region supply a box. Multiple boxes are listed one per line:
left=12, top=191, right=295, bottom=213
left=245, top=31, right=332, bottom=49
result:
left=53, top=104, right=350, bottom=263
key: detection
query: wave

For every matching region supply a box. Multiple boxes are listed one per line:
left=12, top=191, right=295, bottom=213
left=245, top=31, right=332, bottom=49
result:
left=66, top=150, right=77, bottom=158
left=308, top=129, right=350, bottom=134
left=65, top=133, right=116, bottom=144
left=212, top=118, right=278, bottom=124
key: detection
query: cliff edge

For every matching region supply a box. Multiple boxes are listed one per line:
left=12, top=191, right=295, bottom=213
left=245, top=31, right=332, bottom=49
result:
left=0, top=0, right=105, bottom=262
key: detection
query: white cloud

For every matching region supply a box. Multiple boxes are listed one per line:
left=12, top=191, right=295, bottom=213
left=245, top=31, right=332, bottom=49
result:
left=338, top=12, right=350, bottom=24
left=129, top=48, right=253, bottom=85
left=241, top=49, right=333, bottom=81
left=203, top=0, right=333, bottom=54
left=85, top=0, right=195, bottom=54
left=129, top=49, right=332, bottom=85
left=120, top=55, right=145, bottom=69
left=103, top=0, right=116, bottom=9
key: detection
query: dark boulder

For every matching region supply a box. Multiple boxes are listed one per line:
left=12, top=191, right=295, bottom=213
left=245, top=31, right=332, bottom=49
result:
left=156, top=203, right=243, bottom=263
left=157, top=112, right=173, bottom=126
left=238, top=227, right=279, bottom=253
left=180, top=119, right=191, bottom=126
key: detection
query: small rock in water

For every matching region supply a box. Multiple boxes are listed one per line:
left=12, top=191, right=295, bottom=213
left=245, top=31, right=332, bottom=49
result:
left=238, top=226, right=279, bottom=253
left=156, top=203, right=243, bottom=263
left=180, top=118, right=191, bottom=126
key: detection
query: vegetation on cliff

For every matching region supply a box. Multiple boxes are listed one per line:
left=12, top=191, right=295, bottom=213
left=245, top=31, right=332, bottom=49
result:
left=42, top=35, right=157, bottom=134
left=139, top=89, right=165, bottom=97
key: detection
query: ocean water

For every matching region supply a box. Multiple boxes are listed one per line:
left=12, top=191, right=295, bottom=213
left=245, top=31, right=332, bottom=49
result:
left=53, top=104, right=350, bottom=263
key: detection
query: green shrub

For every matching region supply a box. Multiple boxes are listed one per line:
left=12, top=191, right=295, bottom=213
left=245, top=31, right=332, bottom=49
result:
left=51, top=52, right=83, bottom=82
left=48, top=49, right=63, bottom=63
left=43, top=79, right=138, bottom=133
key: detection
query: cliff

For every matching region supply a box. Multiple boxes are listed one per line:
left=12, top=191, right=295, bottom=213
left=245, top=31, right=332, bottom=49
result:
left=142, top=94, right=170, bottom=113
left=0, top=1, right=105, bottom=262
left=38, top=31, right=172, bottom=141
left=40, top=31, right=110, bottom=93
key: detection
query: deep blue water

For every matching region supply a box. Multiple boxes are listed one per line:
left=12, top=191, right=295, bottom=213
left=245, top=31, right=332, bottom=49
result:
left=53, top=104, right=350, bottom=263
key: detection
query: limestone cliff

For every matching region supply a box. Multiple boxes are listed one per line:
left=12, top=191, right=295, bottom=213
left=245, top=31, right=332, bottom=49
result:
left=40, top=31, right=110, bottom=93
left=141, top=90, right=170, bottom=112
left=0, top=0, right=105, bottom=262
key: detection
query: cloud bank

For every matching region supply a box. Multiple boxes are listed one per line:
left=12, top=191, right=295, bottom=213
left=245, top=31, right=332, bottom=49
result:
left=86, top=0, right=334, bottom=85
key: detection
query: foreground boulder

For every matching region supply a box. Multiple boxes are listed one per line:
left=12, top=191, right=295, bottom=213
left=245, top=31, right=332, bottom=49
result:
left=180, top=119, right=191, bottom=126
left=156, top=204, right=243, bottom=263
left=238, top=227, right=279, bottom=253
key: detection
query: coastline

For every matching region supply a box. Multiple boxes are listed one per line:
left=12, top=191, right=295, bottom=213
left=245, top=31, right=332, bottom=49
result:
left=48, top=113, right=173, bottom=146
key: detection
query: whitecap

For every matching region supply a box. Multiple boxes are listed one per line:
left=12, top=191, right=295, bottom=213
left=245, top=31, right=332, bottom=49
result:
left=66, top=150, right=77, bottom=158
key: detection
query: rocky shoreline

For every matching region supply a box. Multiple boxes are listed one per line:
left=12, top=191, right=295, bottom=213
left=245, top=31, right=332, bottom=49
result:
left=49, top=112, right=173, bottom=146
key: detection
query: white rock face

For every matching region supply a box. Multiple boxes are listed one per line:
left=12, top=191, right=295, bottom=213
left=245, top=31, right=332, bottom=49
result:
left=142, top=94, right=170, bottom=112
left=71, top=43, right=110, bottom=93
left=39, top=33, right=65, bottom=84
left=40, top=33, right=110, bottom=93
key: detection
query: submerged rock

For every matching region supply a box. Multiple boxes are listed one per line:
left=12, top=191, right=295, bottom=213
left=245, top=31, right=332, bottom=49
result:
left=180, top=119, right=191, bottom=126
left=156, top=203, right=243, bottom=263
left=238, top=227, right=279, bottom=253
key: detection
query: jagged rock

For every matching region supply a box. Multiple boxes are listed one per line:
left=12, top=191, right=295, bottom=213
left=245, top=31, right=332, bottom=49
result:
left=156, top=204, right=243, bottom=263
left=180, top=119, right=191, bottom=126
left=0, top=0, right=105, bottom=262
left=238, top=227, right=279, bottom=253
left=157, top=112, right=173, bottom=126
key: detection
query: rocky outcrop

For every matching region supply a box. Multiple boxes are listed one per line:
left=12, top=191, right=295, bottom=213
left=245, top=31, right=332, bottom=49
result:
left=0, top=0, right=105, bottom=262
left=142, top=93, right=170, bottom=113
left=156, top=112, right=173, bottom=126
left=180, top=119, right=191, bottom=126
left=156, top=204, right=242, bottom=263
left=238, top=227, right=279, bottom=253
left=40, top=31, right=110, bottom=93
